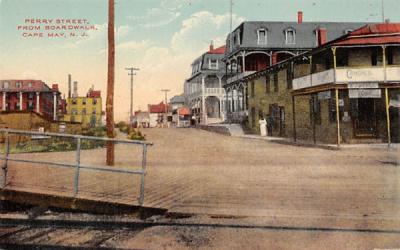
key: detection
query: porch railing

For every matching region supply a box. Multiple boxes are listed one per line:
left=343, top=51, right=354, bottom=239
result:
left=0, top=128, right=153, bottom=206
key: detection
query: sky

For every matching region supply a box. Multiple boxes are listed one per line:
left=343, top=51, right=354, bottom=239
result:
left=0, top=0, right=399, bottom=121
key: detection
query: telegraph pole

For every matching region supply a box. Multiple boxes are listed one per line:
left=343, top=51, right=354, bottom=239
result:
left=125, top=67, right=139, bottom=125
left=106, top=0, right=115, bottom=166
left=381, top=0, right=385, bottom=22
left=160, top=89, right=170, bottom=113
left=229, top=0, right=233, bottom=32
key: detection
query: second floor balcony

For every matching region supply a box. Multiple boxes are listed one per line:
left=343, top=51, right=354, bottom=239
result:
left=293, top=65, right=400, bottom=90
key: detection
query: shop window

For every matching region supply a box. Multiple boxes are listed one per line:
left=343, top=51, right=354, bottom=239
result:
left=273, top=73, right=278, bottom=92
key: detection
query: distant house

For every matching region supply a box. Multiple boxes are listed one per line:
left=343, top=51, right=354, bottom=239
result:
left=63, top=88, right=103, bottom=128
left=0, top=79, right=62, bottom=121
left=133, top=110, right=150, bottom=128
left=148, top=102, right=168, bottom=127
left=170, top=95, right=190, bottom=127
left=184, top=43, right=227, bottom=125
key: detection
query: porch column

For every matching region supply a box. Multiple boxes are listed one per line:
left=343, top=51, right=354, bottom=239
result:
left=332, top=47, right=337, bottom=82
left=382, top=46, right=387, bottom=82
left=217, top=75, right=223, bottom=119
left=19, top=92, right=23, bottom=110
left=36, top=92, right=40, bottom=113
left=335, top=88, right=341, bottom=147
left=292, top=95, right=297, bottom=142
left=385, top=88, right=391, bottom=146
left=53, top=92, right=57, bottom=121
left=2, top=92, right=5, bottom=111
left=201, top=75, right=207, bottom=124
left=243, top=84, right=247, bottom=111
left=241, top=51, right=246, bottom=72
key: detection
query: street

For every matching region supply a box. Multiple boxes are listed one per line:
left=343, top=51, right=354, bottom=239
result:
left=1, top=127, right=400, bottom=248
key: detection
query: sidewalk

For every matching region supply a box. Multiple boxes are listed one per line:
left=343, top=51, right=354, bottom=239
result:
left=238, top=133, right=399, bottom=150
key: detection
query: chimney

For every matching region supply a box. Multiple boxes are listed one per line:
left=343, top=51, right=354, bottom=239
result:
left=52, top=84, right=59, bottom=91
left=209, top=41, right=214, bottom=52
left=317, top=28, right=327, bottom=46
left=68, top=74, right=71, bottom=98
left=73, top=81, right=78, bottom=97
left=298, top=11, right=303, bottom=24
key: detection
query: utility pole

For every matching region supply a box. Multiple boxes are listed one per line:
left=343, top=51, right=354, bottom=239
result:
left=125, top=67, right=139, bottom=125
left=160, top=89, right=170, bottom=126
left=106, top=0, right=115, bottom=166
left=161, top=89, right=170, bottom=113
left=381, top=0, right=385, bottom=22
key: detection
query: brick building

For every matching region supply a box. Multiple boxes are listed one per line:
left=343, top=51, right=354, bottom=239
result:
left=62, top=88, right=103, bottom=128
left=0, top=79, right=62, bottom=120
left=223, top=13, right=368, bottom=122
left=245, top=23, right=400, bottom=144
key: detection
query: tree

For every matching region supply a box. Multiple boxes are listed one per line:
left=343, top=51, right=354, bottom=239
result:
left=106, top=0, right=115, bottom=166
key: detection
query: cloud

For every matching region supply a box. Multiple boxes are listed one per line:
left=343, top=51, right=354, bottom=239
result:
left=126, top=0, right=196, bottom=28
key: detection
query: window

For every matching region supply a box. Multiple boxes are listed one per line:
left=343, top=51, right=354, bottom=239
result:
left=82, top=98, right=86, bottom=105
left=387, top=47, right=394, bottom=65
left=273, top=73, right=278, bottom=92
left=92, top=109, right=96, bottom=114
left=310, top=96, right=321, bottom=125
left=285, top=29, right=296, bottom=44
left=371, top=48, right=382, bottom=66
left=28, top=93, right=34, bottom=99
left=265, top=75, right=270, bottom=93
left=209, top=59, right=218, bottom=69
left=72, top=109, right=78, bottom=115
left=28, top=101, right=34, bottom=110
left=15, top=82, right=22, bottom=88
left=3, top=81, right=9, bottom=88
left=72, top=99, right=77, bottom=105
left=233, top=32, right=241, bottom=46
left=92, top=99, right=97, bottom=105
left=287, top=63, right=294, bottom=89
left=257, top=29, right=267, bottom=45
left=28, top=82, right=32, bottom=88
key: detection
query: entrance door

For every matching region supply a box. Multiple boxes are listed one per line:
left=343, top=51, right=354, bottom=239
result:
left=354, top=98, right=377, bottom=137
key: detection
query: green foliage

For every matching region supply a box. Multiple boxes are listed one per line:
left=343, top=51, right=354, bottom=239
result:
left=127, top=129, right=145, bottom=141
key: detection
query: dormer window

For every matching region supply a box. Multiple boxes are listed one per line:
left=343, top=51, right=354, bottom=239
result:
left=257, top=29, right=267, bottom=45
left=209, top=59, right=218, bottom=70
left=15, top=82, right=22, bottom=88
left=285, top=29, right=296, bottom=44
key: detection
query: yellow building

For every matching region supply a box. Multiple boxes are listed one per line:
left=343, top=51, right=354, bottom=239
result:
left=63, top=89, right=102, bottom=127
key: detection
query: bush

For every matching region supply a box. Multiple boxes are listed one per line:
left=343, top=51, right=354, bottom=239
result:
left=127, top=129, right=145, bottom=141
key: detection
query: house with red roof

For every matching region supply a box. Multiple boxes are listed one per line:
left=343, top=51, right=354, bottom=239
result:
left=0, top=79, right=62, bottom=120
left=243, top=22, right=400, bottom=144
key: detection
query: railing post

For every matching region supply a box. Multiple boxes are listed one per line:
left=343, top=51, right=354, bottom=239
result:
left=73, top=137, right=81, bottom=197
left=138, top=144, right=148, bottom=206
left=2, top=131, right=10, bottom=188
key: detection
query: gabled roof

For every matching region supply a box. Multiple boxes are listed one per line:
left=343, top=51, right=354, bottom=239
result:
left=0, top=79, right=56, bottom=92
left=148, top=102, right=168, bottom=113
left=332, top=23, right=400, bottom=46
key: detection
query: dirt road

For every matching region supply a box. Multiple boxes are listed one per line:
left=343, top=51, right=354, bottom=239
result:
left=1, top=127, right=399, bottom=248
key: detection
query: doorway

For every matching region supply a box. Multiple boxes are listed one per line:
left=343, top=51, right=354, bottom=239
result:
left=353, top=98, right=378, bottom=137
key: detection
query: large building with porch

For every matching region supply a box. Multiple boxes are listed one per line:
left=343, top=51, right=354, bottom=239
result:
left=184, top=44, right=226, bottom=125
left=0, top=79, right=62, bottom=121
left=244, top=23, right=400, bottom=145
left=223, top=13, right=367, bottom=123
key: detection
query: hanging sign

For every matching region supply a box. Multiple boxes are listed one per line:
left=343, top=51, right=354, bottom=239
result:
left=349, top=89, right=381, bottom=98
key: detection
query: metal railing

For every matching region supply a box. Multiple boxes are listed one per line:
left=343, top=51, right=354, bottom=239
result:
left=0, top=128, right=153, bottom=206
